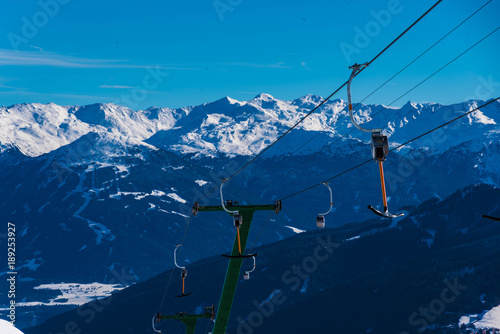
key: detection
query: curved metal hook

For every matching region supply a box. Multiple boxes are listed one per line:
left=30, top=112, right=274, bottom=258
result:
left=247, top=256, right=256, bottom=274
left=347, top=63, right=382, bottom=134
left=319, top=182, right=333, bottom=216
left=174, top=244, right=185, bottom=270
left=152, top=315, right=162, bottom=334
left=244, top=256, right=256, bottom=279
left=220, top=178, right=239, bottom=215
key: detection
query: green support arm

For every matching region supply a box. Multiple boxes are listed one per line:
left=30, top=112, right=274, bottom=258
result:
left=193, top=201, right=281, bottom=334
left=156, top=306, right=215, bottom=334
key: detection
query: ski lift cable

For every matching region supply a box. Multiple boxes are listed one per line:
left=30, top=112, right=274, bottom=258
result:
left=279, top=97, right=500, bottom=202
left=358, top=0, right=493, bottom=106
left=256, top=25, right=500, bottom=201
left=364, top=0, right=443, bottom=68
left=369, top=25, right=500, bottom=122
left=241, top=210, right=274, bottom=268
left=195, top=0, right=443, bottom=203
left=243, top=1, right=489, bottom=197
left=389, top=98, right=500, bottom=152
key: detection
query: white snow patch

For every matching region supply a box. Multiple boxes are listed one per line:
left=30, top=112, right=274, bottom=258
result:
left=459, top=305, right=500, bottom=329
left=151, top=190, right=166, bottom=197
left=195, top=179, right=208, bottom=186
left=473, top=305, right=500, bottom=329
left=110, top=190, right=166, bottom=201
left=13, top=283, right=125, bottom=307
left=167, top=193, right=187, bottom=203
left=285, top=225, right=305, bottom=234
left=0, top=320, right=24, bottom=334
left=109, top=191, right=142, bottom=199
left=171, top=211, right=190, bottom=218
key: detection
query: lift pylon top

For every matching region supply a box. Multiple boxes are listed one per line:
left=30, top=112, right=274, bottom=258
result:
left=193, top=200, right=281, bottom=334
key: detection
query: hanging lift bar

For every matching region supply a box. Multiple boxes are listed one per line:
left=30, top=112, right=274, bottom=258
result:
left=219, top=179, right=256, bottom=259
left=244, top=256, right=256, bottom=280
left=173, top=245, right=192, bottom=298
left=192, top=199, right=281, bottom=334
left=483, top=215, right=500, bottom=222
left=347, top=63, right=404, bottom=219
left=316, top=182, right=333, bottom=228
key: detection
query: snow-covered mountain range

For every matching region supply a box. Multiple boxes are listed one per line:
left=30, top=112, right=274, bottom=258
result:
left=0, top=94, right=498, bottom=328
left=3, top=94, right=498, bottom=158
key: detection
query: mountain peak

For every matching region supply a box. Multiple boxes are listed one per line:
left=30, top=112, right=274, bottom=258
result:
left=292, top=94, right=324, bottom=107
left=252, top=93, right=276, bottom=101
left=73, top=103, right=117, bottom=127
left=401, top=100, right=422, bottom=110
left=218, top=96, right=244, bottom=105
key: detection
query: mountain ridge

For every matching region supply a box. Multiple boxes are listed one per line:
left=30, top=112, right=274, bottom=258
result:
left=2, top=96, right=498, bottom=158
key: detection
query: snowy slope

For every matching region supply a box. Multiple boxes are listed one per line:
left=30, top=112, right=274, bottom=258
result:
left=2, top=96, right=498, bottom=159
left=146, top=94, right=349, bottom=157
left=460, top=305, right=500, bottom=329
left=0, top=320, right=24, bottom=334
left=0, top=103, right=184, bottom=157
left=146, top=95, right=500, bottom=158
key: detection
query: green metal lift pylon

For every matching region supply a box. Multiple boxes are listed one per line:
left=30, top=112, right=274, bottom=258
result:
left=155, top=306, right=215, bottom=334
left=193, top=201, right=281, bottom=334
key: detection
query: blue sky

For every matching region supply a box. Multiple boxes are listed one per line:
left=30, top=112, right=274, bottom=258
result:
left=1, top=0, right=499, bottom=109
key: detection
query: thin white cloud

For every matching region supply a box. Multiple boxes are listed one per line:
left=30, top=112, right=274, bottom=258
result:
left=0, top=84, right=26, bottom=90
left=0, top=49, right=199, bottom=70
left=224, top=62, right=292, bottom=69
left=0, top=76, right=25, bottom=90
left=0, top=49, right=123, bottom=68
left=100, top=85, right=134, bottom=89
left=28, top=45, right=44, bottom=52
